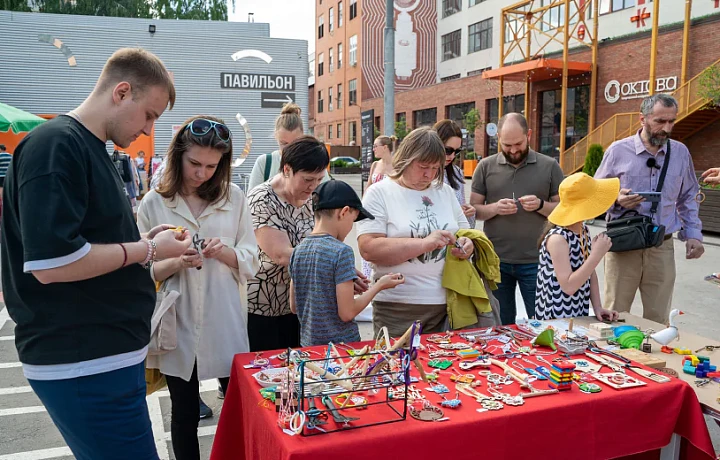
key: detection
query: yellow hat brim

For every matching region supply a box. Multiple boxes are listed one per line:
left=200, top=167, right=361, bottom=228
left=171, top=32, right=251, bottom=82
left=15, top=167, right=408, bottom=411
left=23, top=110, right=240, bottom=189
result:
left=548, top=177, right=620, bottom=227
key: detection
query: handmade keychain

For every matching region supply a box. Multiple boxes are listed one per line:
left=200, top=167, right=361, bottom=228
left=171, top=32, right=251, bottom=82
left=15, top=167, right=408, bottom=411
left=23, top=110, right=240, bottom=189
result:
left=440, top=392, right=462, bottom=409
left=244, top=352, right=270, bottom=369
left=427, top=358, right=455, bottom=370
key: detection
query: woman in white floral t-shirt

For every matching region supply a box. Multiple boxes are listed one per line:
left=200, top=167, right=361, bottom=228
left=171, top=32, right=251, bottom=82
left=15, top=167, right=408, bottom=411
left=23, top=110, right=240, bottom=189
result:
left=357, top=127, right=472, bottom=337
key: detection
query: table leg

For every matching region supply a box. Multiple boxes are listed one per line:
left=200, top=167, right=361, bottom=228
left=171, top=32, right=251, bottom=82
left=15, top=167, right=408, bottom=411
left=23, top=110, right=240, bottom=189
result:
left=659, top=433, right=681, bottom=460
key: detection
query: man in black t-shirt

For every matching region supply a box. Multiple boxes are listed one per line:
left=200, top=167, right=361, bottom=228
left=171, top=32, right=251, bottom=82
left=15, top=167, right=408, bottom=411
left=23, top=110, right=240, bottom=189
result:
left=0, top=48, right=191, bottom=460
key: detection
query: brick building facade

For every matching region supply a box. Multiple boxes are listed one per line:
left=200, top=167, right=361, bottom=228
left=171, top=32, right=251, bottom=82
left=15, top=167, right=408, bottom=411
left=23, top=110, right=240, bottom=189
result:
left=363, top=13, right=720, bottom=170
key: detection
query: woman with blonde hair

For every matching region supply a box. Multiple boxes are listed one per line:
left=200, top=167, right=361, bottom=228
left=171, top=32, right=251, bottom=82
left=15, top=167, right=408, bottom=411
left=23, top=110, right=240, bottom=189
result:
left=137, top=115, right=259, bottom=460
left=357, top=127, right=472, bottom=336
left=361, top=134, right=396, bottom=279
left=433, top=119, right=476, bottom=228
left=248, top=103, right=329, bottom=190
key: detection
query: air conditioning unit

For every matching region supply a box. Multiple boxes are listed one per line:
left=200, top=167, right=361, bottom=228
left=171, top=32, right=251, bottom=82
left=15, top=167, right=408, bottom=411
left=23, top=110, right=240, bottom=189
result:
left=351, top=62, right=357, bottom=67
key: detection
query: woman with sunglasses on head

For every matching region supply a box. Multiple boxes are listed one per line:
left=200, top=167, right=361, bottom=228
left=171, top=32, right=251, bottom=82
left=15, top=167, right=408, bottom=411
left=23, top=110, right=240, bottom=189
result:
left=247, top=103, right=329, bottom=191
left=433, top=120, right=476, bottom=228
left=137, top=116, right=259, bottom=460
left=246, top=136, right=331, bottom=352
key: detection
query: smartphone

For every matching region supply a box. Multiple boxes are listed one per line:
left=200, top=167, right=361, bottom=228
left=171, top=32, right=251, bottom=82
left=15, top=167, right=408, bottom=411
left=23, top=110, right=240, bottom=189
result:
left=633, top=191, right=662, bottom=203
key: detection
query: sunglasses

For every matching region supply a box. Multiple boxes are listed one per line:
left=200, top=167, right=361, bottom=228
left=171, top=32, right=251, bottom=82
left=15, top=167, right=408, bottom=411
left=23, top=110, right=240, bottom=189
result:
left=445, top=147, right=463, bottom=156
left=186, top=119, right=232, bottom=142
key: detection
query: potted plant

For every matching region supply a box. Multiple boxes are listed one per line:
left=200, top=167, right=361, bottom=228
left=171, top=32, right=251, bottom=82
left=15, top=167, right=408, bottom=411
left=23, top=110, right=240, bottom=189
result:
left=582, top=144, right=604, bottom=178
left=582, top=144, right=606, bottom=222
left=697, top=181, right=720, bottom=234
left=463, top=151, right=478, bottom=178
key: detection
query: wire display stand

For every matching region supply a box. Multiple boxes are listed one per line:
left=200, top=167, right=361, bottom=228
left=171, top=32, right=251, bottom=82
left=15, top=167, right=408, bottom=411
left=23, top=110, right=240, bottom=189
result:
left=295, top=349, right=410, bottom=436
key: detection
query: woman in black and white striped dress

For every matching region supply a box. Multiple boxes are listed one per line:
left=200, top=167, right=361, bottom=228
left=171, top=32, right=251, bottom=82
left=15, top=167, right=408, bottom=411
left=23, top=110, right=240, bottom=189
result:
left=535, top=173, right=621, bottom=321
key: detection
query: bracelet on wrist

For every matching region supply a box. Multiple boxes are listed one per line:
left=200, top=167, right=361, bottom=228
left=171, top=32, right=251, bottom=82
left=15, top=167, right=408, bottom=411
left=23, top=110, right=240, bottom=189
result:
left=141, top=239, right=157, bottom=267
left=535, top=199, right=545, bottom=212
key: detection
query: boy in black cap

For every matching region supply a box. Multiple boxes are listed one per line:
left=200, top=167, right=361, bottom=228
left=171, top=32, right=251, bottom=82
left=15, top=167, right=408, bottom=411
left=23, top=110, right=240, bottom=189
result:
left=289, top=180, right=404, bottom=346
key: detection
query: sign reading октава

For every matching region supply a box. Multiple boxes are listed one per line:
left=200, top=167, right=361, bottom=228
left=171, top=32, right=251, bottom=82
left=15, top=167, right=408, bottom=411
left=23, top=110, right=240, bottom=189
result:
left=604, top=76, right=678, bottom=103
left=221, top=73, right=296, bottom=91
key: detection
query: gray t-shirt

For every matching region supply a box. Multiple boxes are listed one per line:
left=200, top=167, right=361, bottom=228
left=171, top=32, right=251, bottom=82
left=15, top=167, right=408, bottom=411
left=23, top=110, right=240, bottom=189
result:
left=289, top=234, right=359, bottom=347
left=471, top=150, right=563, bottom=264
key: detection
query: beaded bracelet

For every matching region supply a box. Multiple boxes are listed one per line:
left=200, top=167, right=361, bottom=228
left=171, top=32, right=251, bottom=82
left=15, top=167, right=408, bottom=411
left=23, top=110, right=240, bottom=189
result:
left=141, top=239, right=153, bottom=266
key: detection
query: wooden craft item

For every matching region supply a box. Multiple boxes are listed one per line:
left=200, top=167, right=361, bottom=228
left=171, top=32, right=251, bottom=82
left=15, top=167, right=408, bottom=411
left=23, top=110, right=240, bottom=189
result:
left=302, top=361, right=354, bottom=391
left=613, top=348, right=666, bottom=369
left=592, top=372, right=648, bottom=390
left=489, top=358, right=530, bottom=381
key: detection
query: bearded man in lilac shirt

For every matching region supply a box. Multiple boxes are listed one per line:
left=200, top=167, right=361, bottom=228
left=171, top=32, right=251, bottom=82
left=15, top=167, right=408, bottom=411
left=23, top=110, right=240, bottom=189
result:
left=595, top=94, right=704, bottom=324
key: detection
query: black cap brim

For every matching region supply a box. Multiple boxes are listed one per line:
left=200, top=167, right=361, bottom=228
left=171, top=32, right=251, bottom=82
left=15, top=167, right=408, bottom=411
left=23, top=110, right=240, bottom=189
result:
left=355, top=206, right=375, bottom=222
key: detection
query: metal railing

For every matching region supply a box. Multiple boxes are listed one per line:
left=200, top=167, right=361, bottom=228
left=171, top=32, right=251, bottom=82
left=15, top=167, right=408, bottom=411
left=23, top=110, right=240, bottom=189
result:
left=561, top=58, right=720, bottom=174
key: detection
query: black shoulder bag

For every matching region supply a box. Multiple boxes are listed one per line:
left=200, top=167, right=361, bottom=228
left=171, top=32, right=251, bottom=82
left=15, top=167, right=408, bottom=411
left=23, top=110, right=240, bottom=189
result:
left=606, top=142, right=670, bottom=252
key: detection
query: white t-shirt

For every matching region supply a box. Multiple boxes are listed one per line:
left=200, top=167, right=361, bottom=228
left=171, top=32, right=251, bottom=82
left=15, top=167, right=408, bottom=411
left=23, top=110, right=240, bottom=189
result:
left=357, top=179, right=469, bottom=304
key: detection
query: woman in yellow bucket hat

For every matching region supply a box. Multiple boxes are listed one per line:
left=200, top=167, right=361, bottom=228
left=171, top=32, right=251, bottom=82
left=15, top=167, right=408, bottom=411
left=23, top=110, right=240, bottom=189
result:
left=535, top=172, right=622, bottom=320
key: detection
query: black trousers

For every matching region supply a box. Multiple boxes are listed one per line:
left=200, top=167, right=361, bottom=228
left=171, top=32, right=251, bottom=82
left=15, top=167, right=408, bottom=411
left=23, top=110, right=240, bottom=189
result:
left=165, top=364, right=229, bottom=460
left=248, top=313, right=300, bottom=352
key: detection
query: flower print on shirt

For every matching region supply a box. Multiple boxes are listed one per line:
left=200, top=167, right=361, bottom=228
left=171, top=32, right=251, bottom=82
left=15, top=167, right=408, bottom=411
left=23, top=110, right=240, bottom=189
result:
left=409, top=195, right=448, bottom=264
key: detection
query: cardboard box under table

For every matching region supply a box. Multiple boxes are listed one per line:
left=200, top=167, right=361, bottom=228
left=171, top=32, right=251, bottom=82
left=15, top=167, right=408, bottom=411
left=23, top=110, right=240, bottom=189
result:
left=209, top=329, right=716, bottom=460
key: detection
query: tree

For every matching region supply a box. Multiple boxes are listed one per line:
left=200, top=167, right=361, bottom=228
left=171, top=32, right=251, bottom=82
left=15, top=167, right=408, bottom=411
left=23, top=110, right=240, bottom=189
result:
left=394, top=120, right=409, bottom=141
left=582, top=144, right=604, bottom=177
left=698, top=63, right=720, bottom=108
left=463, top=108, right=483, bottom=138
left=13, top=0, right=232, bottom=20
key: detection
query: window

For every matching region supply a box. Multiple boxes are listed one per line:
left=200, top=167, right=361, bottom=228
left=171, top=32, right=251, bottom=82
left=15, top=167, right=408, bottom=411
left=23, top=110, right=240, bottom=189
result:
left=337, top=124, right=342, bottom=139
left=446, top=102, right=475, bottom=149
left=538, top=86, right=590, bottom=160
left=349, top=121, right=357, bottom=143
left=469, top=0, right=487, bottom=6
left=318, top=15, right=324, bottom=39
left=468, top=18, right=492, bottom=53
left=328, top=86, right=333, bottom=111
left=318, top=53, right=324, bottom=76
left=468, top=67, right=491, bottom=77
left=505, top=19, right=526, bottom=43
left=338, top=43, right=343, bottom=69
left=318, top=90, right=324, bottom=113
left=349, top=35, right=358, bottom=66
left=442, top=0, right=461, bottom=18
left=350, top=0, right=357, bottom=20
left=329, top=48, right=334, bottom=73
left=337, top=83, right=343, bottom=109
left=612, top=0, right=636, bottom=12
left=338, top=1, right=343, bottom=27
left=413, top=108, right=437, bottom=128
left=329, top=7, right=334, bottom=32
left=396, top=112, right=406, bottom=123
left=442, top=30, right=462, bottom=61
left=349, top=79, right=357, bottom=105
left=374, top=116, right=381, bottom=135
left=486, top=95, right=525, bottom=155
left=328, top=125, right=333, bottom=139
left=441, top=74, right=461, bottom=82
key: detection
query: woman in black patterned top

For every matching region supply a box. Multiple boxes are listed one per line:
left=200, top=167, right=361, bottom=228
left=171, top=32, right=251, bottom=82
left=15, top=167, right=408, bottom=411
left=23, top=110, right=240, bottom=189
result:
left=246, top=137, right=330, bottom=351
left=535, top=173, right=621, bottom=321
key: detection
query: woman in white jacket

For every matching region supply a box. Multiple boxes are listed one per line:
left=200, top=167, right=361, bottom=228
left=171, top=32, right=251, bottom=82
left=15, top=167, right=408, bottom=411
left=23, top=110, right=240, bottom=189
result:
left=137, top=115, right=259, bottom=460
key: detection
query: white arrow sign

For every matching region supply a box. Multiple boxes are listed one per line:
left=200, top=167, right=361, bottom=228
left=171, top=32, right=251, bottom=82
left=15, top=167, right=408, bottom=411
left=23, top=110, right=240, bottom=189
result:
left=231, top=49, right=273, bottom=64
left=265, top=95, right=294, bottom=104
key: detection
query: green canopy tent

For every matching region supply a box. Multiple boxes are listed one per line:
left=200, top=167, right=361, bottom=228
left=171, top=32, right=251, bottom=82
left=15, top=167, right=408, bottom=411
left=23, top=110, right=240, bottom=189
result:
left=0, top=102, right=47, bottom=133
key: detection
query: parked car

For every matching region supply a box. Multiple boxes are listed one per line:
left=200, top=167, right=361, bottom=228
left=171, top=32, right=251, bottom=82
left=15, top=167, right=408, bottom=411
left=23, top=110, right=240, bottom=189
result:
left=330, top=156, right=361, bottom=166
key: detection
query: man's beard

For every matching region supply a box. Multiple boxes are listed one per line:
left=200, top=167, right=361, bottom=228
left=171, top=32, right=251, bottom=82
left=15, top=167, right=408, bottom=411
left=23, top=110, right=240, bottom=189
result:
left=502, top=145, right=530, bottom=165
left=644, top=125, right=671, bottom=147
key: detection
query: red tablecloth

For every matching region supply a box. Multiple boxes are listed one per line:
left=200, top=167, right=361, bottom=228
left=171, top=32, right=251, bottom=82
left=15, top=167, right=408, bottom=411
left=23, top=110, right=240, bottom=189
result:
left=210, top=336, right=716, bottom=460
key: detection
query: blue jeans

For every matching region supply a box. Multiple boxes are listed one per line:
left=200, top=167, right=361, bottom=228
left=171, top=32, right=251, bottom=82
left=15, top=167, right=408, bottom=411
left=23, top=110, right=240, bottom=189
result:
left=495, top=262, right=538, bottom=325
left=28, top=362, right=158, bottom=460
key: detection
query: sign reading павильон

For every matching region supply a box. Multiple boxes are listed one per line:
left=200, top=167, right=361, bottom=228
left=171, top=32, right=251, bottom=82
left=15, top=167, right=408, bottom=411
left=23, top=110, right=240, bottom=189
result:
left=221, top=73, right=296, bottom=91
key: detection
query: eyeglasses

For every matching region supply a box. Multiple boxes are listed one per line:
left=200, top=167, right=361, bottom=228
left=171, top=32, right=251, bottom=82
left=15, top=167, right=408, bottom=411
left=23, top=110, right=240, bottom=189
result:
left=445, top=147, right=463, bottom=157
left=186, top=119, right=232, bottom=142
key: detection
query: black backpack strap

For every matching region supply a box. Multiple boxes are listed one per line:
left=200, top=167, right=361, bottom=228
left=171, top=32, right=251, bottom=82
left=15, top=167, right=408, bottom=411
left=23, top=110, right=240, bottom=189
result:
left=651, top=141, right=671, bottom=217
left=263, top=153, right=273, bottom=182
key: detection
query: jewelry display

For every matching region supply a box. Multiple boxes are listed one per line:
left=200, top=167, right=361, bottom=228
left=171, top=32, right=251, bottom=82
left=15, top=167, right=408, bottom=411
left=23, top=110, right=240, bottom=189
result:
left=440, top=392, right=462, bottom=409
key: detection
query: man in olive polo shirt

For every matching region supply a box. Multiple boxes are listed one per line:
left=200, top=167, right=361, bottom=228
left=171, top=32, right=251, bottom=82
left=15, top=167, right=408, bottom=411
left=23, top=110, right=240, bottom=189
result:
left=471, top=113, right=563, bottom=324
